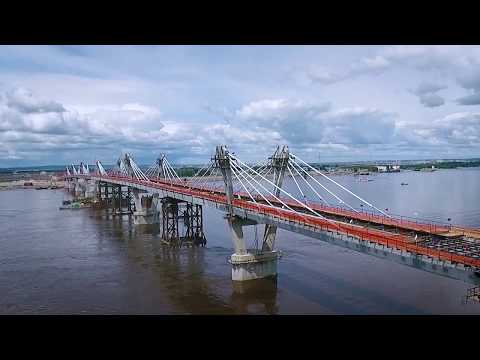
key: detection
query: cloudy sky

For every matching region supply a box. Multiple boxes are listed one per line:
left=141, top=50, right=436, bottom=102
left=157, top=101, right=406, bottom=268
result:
left=1, top=45, right=480, bottom=167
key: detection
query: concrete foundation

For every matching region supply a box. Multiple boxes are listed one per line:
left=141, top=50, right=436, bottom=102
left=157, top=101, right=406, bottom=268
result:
left=133, top=192, right=159, bottom=225
left=66, top=180, right=74, bottom=191
left=73, top=179, right=86, bottom=197
left=85, top=179, right=97, bottom=198
left=133, top=209, right=160, bottom=225
left=230, top=250, right=280, bottom=281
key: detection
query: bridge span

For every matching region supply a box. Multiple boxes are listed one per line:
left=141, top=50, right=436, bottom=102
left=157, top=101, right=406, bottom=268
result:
left=65, top=146, right=480, bottom=288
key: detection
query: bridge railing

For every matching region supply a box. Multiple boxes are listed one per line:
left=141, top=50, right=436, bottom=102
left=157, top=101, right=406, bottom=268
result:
left=75, top=174, right=480, bottom=269
left=87, top=174, right=452, bottom=233
left=237, top=192, right=452, bottom=234
left=351, top=206, right=453, bottom=231
left=232, top=198, right=480, bottom=269
left=72, top=174, right=452, bottom=231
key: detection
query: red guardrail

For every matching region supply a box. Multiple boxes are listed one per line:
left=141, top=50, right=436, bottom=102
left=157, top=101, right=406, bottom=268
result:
left=75, top=174, right=480, bottom=269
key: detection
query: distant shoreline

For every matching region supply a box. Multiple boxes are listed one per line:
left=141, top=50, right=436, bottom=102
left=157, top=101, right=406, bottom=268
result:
left=2, top=166, right=480, bottom=191
left=2, top=158, right=480, bottom=174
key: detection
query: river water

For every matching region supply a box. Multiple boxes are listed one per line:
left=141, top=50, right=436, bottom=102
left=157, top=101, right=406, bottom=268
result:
left=1, top=168, right=480, bottom=314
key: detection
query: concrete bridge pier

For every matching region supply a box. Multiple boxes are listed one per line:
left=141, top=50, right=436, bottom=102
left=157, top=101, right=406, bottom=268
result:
left=214, top=145, right=284, bottom=282
left=65, top=178, right=74, bottom=191
left=73, top=178, right=86, bottom=197
left=132, top=190, right=159, bottom=225
left=228, top=215, right=279, bottom=282
left=85, top=179, right=97, bottom=198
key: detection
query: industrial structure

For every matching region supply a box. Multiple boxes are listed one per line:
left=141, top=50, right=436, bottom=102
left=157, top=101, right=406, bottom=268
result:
left=64, top=145, right=480, bottom=290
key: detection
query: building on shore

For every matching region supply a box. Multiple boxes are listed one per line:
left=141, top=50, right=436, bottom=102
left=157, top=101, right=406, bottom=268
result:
left=376, top=164, right=400, bottom=173
left=420, top=165, right=436, bottom=172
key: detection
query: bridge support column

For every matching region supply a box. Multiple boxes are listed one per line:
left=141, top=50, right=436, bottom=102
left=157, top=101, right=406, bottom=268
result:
left=65, top=178, right=74, bottom=191
left=85, top=179, right=97, bottom=198
left=132, top=190, right=159, bottom=225
left=73, top=178, right=86, bottom=197
left=231, top=251, right=279, bottom=282
left=214, top=145, right=281, bottom=282
left=229, top=215, right=279, bottom=281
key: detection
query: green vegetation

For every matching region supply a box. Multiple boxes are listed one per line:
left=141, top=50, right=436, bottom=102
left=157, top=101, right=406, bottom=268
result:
left=310, top=164, right=378, bottom=172
left=350, top=165, right=379, bottom=172
left=401, top=159, right=480, bottom=171
left=175, top=167, right=200, bottom=177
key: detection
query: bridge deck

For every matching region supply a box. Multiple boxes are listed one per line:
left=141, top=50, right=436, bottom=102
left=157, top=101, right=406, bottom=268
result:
left=259, top=197, right=452, bottom=235
left=71, top=175, right=480, bottom=270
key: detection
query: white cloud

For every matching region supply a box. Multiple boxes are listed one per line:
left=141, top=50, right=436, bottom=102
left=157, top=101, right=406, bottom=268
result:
left=456, top=92, right=480, bottom=106
left=1, top=46, right=480, bottom=165
left=413, top=82, right=447, bottom=95
left=456, top=70, right=480, bottom=105
left=397, top=112, right=480, bottom=149
left=5, top=87, right=65, bottom=113
left=410, top=82, right=447, bottom=108
left=223, top=99, right=397, bottom=150
left=0, top=86, right=178, bottom=163
left=418, top=93, right=445, bottom=108
left=303, top=45, right=480, bottom=87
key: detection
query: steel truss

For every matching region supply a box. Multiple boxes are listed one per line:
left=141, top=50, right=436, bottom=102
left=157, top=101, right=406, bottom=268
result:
left=96, top=181, right=135, bottom=214
left=161, top=197, right=206, bottom=247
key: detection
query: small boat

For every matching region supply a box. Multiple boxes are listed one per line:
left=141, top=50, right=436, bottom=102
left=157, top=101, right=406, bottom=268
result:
left=401, top=182, right=408, bottom=186
left=59, top=201, right=91, bottom=210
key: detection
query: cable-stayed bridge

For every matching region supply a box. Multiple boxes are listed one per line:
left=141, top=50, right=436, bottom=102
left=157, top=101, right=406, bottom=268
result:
left=65, top=145, right=480, bottom=287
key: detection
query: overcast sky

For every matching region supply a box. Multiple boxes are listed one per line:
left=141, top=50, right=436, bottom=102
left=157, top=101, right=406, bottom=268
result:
left=1, top=45, right=480, bottom=167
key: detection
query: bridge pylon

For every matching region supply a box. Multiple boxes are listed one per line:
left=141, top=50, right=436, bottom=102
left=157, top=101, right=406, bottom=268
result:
left=262, top=145, right=289, bottom=251
left=213, top=145, right=235, bottom=215
left=214, top=145, right=279, bottom=282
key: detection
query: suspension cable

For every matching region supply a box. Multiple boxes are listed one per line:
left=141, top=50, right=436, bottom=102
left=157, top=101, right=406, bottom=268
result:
left=164, top=158, right=181, bottom=181
left=230, top=163, right=257, bottom=203
left=289, top=159, right=357, bottom=210
left=230, top=161, right=265, bottom=196
left=238, top=163, right=271, bottom=195
left=230, top=155, right=321, bottom=216
left=287, top=164, right=307, bottom=201
left=288, top=161, right=331, bottom=205
left=199, top=164, right=219, bottom=190
left=231, top=154, right=345, bottom=225
left=164, top=162, right=176, bottom=183
left=190, top=163, right=209, bottom=183
left=162, top=161, right=172, bottom=182
left=291, top=154, right=390, bottom=217
left=190, top=162, right=214, bottom=186
left=230, top=161, right=278, bottom=208
left=230, top=154, right=343, bottom=230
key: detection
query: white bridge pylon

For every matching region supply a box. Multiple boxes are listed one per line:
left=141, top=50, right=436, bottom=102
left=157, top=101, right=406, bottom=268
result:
left=96, top=160, right=108, bottom=176
left=188, top=145, right=390, bottom=221
left=113, top=153, right=149, bottom=181
left=79, top=162, right=89, bottom=175
left=145, top=153, right=181, bottom=183
left=66, top=146, right=388, bottom=221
